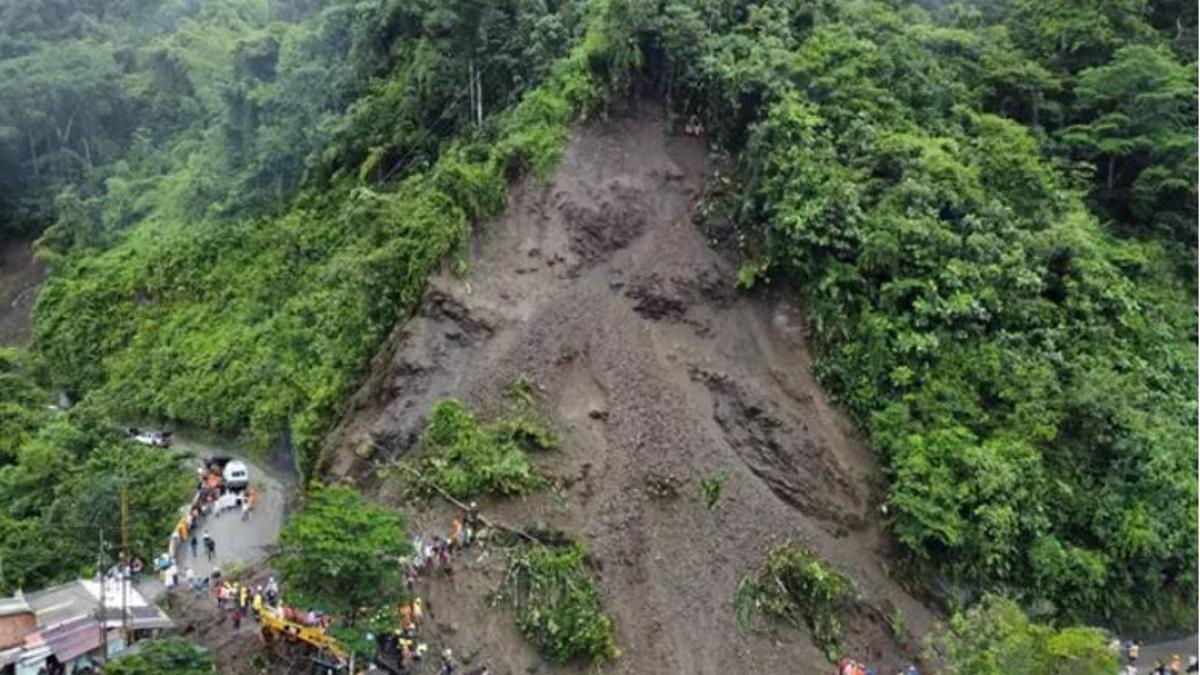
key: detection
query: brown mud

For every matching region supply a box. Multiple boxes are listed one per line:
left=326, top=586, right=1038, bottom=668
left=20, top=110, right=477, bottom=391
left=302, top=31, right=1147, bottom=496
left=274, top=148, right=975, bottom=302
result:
left=0, top=238, right=43, bottom=347
left=323, top=103, right=937, bottom=674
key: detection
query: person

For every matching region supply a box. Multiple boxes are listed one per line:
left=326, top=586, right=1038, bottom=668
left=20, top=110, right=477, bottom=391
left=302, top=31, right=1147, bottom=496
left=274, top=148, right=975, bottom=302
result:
left=231, top=607, right=242, bottom=631
left=252, top=588, right=264, bottom=619
left=239, top=584, right=249, bottom=610
left=405, top=566, right=417, bottom=592
left=1187, top=655, right=1198, bottom=673
left=216, top=583, right=228, bottom=609
left=902, top=666, right=919, bottom=675
left=203, top=531, right=215, bottom=560
left=439, top=648, right=455, bottom=675
left=189, top=533, right=198, bottom=558
left=211, top=566, right=221, bottom=586
left=130, top=558, right=143, bottom=578
left=266, top=577, right=279, bottom=605
left=465, top=502, right=480, bottom=537
left=241, top=499, right=250, bottom=521
left=185, top=567, right=195, bottom=590
left=1172, top=655, right=1185, bottom=674
left=1152, top=659, right=1167, bottom=675
left=1129, top=641, right=1141, bottom=664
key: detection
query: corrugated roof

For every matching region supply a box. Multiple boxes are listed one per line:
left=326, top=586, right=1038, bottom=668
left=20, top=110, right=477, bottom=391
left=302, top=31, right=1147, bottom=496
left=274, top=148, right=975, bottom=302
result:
left=0, top=646, right=23, bottom=668
left=23, top=578, right=170, bottom=630
left=0, top=590, right=31, bottom=617
left=39, top=615, right=101, bottom=662
left=24, top=580, right=95, bottom=627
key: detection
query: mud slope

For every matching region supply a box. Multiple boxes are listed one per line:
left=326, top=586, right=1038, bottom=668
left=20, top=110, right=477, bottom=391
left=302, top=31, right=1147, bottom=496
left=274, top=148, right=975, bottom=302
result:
left=325, top=105, right=936, bottom=674
left=0, top=238, right=44, bottom=347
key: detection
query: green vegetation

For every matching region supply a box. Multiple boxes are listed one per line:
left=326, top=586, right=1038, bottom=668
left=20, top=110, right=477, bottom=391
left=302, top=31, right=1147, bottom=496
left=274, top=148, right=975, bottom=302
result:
left=733, top=544, right=854, bottom=660
left=413, top=399, right=554, bottom=499
left=104, top=638, right=214, bottom=675
left=505, top=542, right=618, bottom=665
left=0, top=349, right=192, bottom=594
left=611, top=0, right=1196, bottom=627
left=20, top=0, right=641, bottom=472
left=2, top=0, right=1193, bottom=653
left=698, top=470, right=728, bottom=509
left=275, top=483, right=412, bottom=614
left=926, top=594, right=1118, bottom=675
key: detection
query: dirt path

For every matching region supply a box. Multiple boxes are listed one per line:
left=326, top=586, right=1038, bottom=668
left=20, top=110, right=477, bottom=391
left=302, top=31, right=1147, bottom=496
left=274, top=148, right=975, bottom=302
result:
left=0, top=238, right=44, bottom=347
left=324, top=104, right=936, bottom=674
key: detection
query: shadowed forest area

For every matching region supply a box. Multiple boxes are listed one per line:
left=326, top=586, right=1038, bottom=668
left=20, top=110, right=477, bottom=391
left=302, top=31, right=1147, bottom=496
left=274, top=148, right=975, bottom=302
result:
left=0, top=0, right=1195, bottom=673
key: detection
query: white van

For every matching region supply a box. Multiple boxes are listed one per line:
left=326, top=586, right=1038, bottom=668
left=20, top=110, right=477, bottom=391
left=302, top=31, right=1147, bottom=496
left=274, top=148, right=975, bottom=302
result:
left=223, top=460, right=250, bottom=489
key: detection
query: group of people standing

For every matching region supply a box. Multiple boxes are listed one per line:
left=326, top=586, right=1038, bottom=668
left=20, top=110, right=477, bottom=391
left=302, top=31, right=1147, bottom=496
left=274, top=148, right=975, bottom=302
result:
left=837, top=659, right=918, bottom=675
left=1118, top=640, right=1199, bottom=675
left=215, top=576, right=280, bottom=631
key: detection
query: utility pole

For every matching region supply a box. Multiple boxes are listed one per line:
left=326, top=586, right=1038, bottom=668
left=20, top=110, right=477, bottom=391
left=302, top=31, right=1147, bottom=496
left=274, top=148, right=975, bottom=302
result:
left=97, top=528, right=108, bottom=662
left=120, top=484, right=132, bottom=646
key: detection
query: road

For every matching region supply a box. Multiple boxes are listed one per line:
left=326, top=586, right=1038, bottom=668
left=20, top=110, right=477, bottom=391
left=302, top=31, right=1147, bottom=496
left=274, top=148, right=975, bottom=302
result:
left=1135, top=634, right=1199, bottom=671
left=136, top=436, right=290, bottom=600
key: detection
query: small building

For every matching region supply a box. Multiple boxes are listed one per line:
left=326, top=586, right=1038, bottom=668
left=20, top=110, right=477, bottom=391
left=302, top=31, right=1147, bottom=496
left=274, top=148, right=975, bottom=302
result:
left=0, top=578, right=172, bottom=675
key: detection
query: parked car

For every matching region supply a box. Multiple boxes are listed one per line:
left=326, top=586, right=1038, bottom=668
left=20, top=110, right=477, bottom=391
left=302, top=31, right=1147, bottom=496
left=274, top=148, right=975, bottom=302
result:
left=128, top=427, right=173, bottom=448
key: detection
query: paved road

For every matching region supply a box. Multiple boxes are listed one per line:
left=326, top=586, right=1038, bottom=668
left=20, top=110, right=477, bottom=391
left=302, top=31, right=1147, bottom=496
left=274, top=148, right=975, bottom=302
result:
left=137, top=436, right=289, bottom=599
left=1132, top=634, right=1199, bottom=671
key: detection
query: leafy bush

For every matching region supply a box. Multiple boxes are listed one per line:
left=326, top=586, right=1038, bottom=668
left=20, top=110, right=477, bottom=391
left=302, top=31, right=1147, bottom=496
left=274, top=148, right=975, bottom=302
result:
left=103, top=638, right=214, bottom=674
left=926, top=594, right=1118, bottom=675
left=698, top=470, right=728, bottom=510
left=506, top=542, right=618, bottom=665
left=734, top=544, right=854, bottom=661
left=416, top=399, right=552, bottom=499
left=276, top=484, right=412, bottom=614
left=1, top=353, right=193, bottom=594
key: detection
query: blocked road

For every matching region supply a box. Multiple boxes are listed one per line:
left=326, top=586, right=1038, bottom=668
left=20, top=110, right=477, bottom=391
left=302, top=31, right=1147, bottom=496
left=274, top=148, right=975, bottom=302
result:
left=137, top=435, right=290, bottom=599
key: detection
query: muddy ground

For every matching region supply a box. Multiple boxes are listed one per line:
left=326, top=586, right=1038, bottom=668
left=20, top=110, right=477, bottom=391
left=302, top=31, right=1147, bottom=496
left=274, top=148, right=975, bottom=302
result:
left=0, top=238, right=43, bottom=346
left=322, top=104, right=938, bottom=674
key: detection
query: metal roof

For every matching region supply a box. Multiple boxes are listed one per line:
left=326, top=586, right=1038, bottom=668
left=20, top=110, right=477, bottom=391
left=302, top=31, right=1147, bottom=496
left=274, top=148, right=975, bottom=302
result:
left=39, top=615, right=102, bottom=662
left=0, top=590, right=31, bottom=617
left=22, top=578, right=172, bottom=630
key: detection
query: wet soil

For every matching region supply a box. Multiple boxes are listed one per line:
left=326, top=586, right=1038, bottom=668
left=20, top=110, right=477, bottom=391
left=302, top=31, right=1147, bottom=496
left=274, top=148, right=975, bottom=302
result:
left=323, top=103, right=937, bottom=674
left=0, top=238, right=44, bottom=346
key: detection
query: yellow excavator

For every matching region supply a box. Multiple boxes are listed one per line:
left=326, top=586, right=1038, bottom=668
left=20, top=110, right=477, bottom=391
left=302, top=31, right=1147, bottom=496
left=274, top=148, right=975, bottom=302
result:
left=259, top=607, right=414, bottom=674
left=259, top=608, right=352, bottom=672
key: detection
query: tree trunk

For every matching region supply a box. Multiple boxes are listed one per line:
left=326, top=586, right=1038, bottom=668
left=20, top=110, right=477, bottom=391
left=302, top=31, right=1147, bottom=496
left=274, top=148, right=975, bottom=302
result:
left=468, top=59, right=476, bottom=128
left=475, top=61, right=483, bottom=126
left=1107, top=154, right=1116, bottom=193
left=28, top=130, right=38, bottom=176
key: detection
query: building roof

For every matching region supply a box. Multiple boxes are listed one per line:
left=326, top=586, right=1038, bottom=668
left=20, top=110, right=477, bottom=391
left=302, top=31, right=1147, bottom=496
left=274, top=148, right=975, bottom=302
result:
left=0, top=590, right=31, bottom=618
left=38, top=615, right=101, bottom=663
left=0, top=646, right=23, bottom=668
left=22, top=578, right=172, bottom=631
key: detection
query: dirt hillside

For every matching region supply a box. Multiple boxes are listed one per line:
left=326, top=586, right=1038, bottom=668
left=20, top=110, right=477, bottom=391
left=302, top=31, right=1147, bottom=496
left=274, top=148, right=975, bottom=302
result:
left=0, top=238, right=44, bottom=347
left=324, top=104, right=937, bottom=674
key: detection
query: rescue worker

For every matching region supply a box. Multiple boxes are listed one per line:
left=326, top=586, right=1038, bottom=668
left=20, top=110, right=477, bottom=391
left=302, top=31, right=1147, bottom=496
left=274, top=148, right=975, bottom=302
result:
left=252, top=588, right=264, bottom=620
left=450, top=517, right=465, bottom=550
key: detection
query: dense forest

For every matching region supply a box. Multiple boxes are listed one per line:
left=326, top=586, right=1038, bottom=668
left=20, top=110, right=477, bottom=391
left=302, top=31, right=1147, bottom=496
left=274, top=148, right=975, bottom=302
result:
left=0, top=0, right=1195, bottom=661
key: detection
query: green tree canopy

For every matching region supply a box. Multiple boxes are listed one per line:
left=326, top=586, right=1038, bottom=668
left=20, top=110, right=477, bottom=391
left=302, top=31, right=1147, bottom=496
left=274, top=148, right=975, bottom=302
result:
left=926, top=595, right=1118, bottom=675
left=275, top=484, right=412, bottom=614
left=103, top=637, right=214, bottom=675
